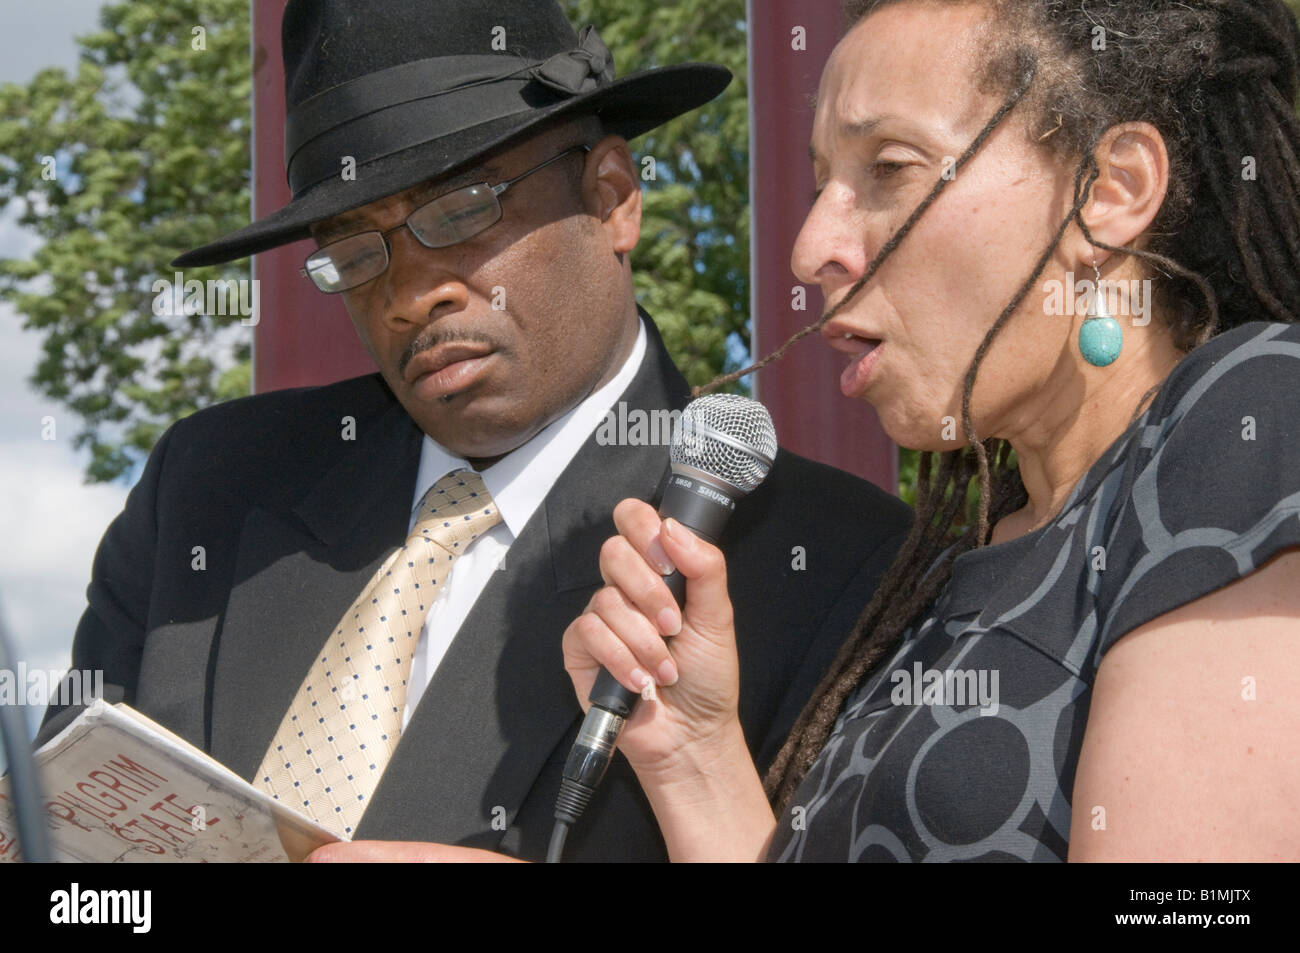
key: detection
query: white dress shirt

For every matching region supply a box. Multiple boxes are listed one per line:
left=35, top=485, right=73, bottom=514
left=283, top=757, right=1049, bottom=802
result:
left=401, top=318, right=648, bottom=729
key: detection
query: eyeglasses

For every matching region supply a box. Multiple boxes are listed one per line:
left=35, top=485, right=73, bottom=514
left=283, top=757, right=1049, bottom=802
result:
left=301, top=144, right=591, bottom=294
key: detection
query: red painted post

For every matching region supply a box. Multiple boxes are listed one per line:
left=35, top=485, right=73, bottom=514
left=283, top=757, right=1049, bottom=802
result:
left=251, top=0, right=373, bottom=393
left=747, top=1, right=899, bottom=494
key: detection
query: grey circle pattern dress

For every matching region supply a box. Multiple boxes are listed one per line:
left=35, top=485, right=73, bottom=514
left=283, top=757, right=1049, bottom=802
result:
left=768, top=320, right=1300, bottom=862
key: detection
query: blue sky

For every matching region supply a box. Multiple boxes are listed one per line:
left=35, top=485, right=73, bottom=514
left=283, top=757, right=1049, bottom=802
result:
left=0, top=0, right=129, bottom=746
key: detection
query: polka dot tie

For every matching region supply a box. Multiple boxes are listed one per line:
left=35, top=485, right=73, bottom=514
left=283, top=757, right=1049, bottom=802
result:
left=256, top=470, right=501, bottom=838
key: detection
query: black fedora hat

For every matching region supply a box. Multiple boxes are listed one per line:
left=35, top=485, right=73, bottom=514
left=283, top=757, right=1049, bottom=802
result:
left=171, top=0, right=731, bottom=267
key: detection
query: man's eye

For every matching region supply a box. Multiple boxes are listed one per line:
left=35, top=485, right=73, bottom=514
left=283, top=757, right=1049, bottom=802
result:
left=344, top=251, right=382, bottom=269
left=445, top=206, right=488, bottom=225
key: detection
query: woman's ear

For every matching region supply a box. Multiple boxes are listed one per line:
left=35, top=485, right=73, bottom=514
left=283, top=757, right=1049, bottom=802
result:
left=583, top=134, right=642, bottom=256
left=1068, top=121, right=1170, bottom=267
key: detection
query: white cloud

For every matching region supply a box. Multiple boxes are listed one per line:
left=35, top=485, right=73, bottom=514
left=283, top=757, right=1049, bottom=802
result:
left=0, top=0, right=109, bottom=85
left=0, top=449, right=129, bottom=667
left=0, top=299, right=130, bottom=732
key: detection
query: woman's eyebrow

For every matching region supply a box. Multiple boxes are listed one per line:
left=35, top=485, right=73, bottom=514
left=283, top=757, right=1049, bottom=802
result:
left=809, top=114, right=946, bottom=163
left=842, top=117, right=886, bottom=139
left=809, top=116, right=887, bottom=162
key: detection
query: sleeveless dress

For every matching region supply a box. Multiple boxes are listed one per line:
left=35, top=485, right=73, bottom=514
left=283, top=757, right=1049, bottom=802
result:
left=768, top=321, right=1300, bottom=862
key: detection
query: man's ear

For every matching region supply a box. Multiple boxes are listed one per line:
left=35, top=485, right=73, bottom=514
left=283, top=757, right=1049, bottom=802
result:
left=1065, top=121, right=1169, bottom=268
left=583, top=134, right=641, bottom=255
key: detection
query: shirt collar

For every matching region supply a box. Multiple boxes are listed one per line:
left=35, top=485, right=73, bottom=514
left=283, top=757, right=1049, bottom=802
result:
left=411, top=317, right=648, bottom=537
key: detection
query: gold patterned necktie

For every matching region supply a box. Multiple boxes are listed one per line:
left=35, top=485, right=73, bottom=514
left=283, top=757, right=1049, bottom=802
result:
left=257, top=469, right=501, bottom=838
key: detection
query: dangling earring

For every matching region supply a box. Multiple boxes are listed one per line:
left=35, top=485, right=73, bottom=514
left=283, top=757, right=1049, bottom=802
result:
left=1078, top=258, right=1122, bottom=367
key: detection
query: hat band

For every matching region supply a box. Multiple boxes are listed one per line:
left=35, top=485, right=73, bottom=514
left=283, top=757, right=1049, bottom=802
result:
left=284, top=27, right=615, bottom=196
left=286, top=65, right=538, bottom=195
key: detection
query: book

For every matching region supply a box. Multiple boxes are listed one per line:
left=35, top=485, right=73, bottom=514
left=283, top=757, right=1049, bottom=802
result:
left=0, top=698, right=340, bottom=862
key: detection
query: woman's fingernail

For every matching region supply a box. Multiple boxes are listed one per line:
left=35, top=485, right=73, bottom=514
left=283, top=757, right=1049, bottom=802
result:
left=648, top=538, right=675, bottom=576
left=657, top=658, right=679, bottom=686
left=630, top=668, right=651, bottom=692
left=657, top=607, right=681, bottom=636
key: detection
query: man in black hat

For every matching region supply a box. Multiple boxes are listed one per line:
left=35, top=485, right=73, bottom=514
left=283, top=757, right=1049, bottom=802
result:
left=40, top=0, right=912, bottom=861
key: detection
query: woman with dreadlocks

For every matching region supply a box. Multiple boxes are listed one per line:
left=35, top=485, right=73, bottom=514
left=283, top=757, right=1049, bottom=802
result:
left=562, top=0, right=1300, bottom=861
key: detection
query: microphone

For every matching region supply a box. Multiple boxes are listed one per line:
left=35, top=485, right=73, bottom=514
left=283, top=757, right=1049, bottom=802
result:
left=548, top=394, right=777, bottom=861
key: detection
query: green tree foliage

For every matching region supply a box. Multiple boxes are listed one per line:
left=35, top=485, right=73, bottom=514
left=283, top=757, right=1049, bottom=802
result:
left=562, top=0, right=749, bottom=391
left=0, top=0, right=252, bottom=483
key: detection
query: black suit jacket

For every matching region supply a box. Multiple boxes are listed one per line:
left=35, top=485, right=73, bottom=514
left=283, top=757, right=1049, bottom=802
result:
left=38, top=315, right=912, bottom=861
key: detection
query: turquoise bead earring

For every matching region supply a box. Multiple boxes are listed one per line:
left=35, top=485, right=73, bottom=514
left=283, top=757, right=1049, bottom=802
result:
left=1079, top=259, right=1122, bottom=367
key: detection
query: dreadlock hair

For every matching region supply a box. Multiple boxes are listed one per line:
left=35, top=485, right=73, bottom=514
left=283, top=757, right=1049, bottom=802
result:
left=693, top=0, right=1300, bottom=815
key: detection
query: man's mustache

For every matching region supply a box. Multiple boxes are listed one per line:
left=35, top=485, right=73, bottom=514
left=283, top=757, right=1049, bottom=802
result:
left=398, top=330, right=504, bottom=379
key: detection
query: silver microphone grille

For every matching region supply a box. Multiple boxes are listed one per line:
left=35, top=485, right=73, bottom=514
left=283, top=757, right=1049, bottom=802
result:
left=670, top=394, right=777, bottom=493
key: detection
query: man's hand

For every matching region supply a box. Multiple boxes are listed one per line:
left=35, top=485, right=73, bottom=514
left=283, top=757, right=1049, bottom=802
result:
left=305, top=841, right=528, bottom=862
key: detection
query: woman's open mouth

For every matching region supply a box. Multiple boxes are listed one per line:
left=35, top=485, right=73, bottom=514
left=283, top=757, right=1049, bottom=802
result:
left=821, top=323, right=884, bottom=397
left=839, top=337, right=883, bottom=398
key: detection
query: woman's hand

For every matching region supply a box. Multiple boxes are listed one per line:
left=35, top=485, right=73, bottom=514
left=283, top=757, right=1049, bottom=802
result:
left=561, top=497, right=779, bottom=861
left=562, top=498, right=743, bottom=782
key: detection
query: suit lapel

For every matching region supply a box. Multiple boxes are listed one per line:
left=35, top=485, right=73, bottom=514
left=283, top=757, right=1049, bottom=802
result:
left=356, top=314, right=690, bottom=845
left=209, top=388, right=424, bottom=781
